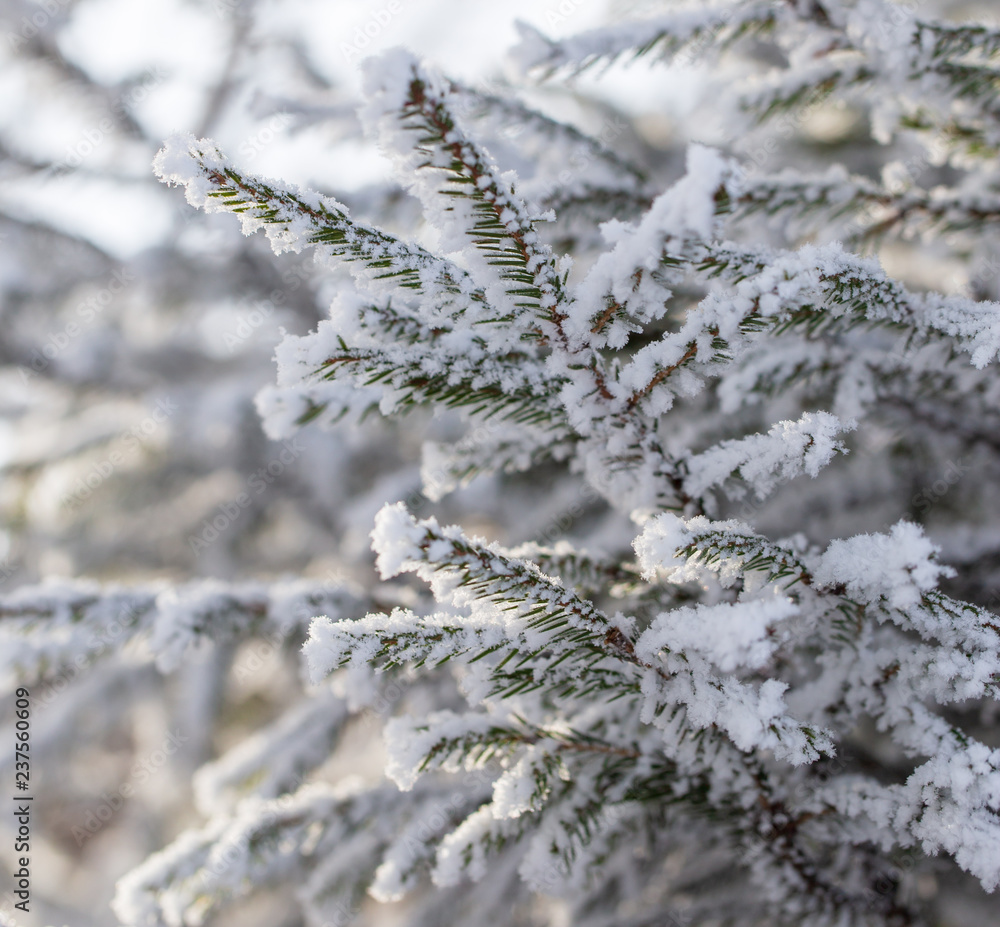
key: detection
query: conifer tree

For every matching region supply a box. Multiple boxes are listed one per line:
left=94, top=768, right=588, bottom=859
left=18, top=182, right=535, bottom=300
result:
left=5, top=2, right=1000, bottom=925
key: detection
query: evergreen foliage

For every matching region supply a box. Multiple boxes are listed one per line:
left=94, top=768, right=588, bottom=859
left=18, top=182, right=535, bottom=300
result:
left=6, top=2, right=1000, bottom=925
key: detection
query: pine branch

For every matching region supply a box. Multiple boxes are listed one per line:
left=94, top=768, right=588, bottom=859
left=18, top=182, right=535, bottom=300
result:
left=0, top=578, right=362, bottom=684
left=308, top=505, right=834, bottom=766
left=915, top=20, right=1000, bottom=61
left=446, top=78, right=649, bottom=192
left=569, top=145, right=736, bottom=349
left=503, top=541, right=647, bottom=598
left=154, top=135, right=484, bottom=315
left=312, top=342, right=568, bottom=427
left=112, top=780, right=449, bottom=927
left=193, top=691, right=350, bottom=813
left=681, top=410, right=853, bottom=502
left=512, top=2, right=781, bottom=76
left=421, top=425, right=576, bottom=500
left=361, top=51, right=567, bottom=342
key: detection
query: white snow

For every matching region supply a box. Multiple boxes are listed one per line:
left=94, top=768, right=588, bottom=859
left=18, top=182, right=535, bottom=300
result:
left=814, top=521, right=955, bottom=610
